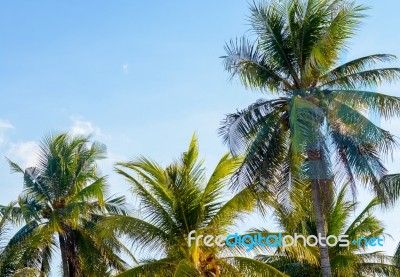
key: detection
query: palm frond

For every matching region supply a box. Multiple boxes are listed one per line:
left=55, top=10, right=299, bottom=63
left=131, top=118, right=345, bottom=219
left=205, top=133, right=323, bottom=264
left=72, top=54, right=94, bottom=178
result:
left=322, top=68, right=400, bottom=89
left=173, top=259, right=200, bottom=277
left=222, top=37, right=292, bottom=91
left=331, top=89, right=400, bottom=119
left=376, top=174, right=400, bottom=208
left=222, top=256, right=289, bottom=277
left=115, top=258, right=175, bottom=277
left=321, top=54, right=397, bottom=83
left=207, top=188, right=255, bottom=233
left=98, top=215, right=169, bottom=254
left=249, top=1, right=301, bottom=87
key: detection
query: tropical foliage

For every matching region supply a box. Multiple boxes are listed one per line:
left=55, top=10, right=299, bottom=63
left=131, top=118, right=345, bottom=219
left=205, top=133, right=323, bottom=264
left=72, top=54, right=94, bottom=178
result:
left=256, top=183, right=400, bottom=276
left=0, top=202, right=47, bottom=276
left=0, top=1, right=399, bottom=276
left=1, top=133, right=129, bottom=277
left=100, top=134, right=287, bottom=277
left=219, top=0, right=400, bottom=275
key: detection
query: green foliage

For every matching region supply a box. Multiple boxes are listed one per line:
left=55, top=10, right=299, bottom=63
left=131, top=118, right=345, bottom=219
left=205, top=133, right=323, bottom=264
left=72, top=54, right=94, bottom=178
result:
left=101, top=134, right=287, bottom=277
left=221, top=1, right=400, bottom=276
left=221, top=0, right=400, bottom=203
left=256, top=184, right=400, bottom=276
left=1, top=133, right=128, bottom=277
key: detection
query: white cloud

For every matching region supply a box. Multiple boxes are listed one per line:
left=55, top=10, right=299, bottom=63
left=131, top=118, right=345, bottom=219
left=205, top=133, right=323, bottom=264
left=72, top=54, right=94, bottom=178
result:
left=122, top=63, right=129, bottom=74
left=0, top=119, right=14, bottom=145
left=6, top=141, right=39, bottom=168
left=4, top=117, right=104, bottom=170
left=0, top=119, right=13, bottom=129
left=69, top=116, right=101, bottom=137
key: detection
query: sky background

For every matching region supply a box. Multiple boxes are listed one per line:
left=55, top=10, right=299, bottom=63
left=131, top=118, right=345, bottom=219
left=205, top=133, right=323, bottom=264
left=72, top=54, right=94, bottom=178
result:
left=0, top=0, right=400, bottom=275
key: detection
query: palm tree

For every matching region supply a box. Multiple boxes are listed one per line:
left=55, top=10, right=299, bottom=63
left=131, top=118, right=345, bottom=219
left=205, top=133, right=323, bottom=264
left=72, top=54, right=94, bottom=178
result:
left=2, top=133, right=129, bottom=277
left=99, top=134, right=287, bottom=277
left=219, top=1, right=400, bottom=276
left=0, top=203, right=50, bottom=276
left=255, top=183, right=400, bottom=276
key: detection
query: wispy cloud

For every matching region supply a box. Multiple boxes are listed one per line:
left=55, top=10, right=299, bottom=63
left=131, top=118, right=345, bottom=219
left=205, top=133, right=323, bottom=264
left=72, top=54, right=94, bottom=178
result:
left=0, top=119, right=13, bottom=129
left=69, top=116, right=102, bottom=137
left=6, top=141, right=39, bottom=168
left=0, top=119, right=14, bottom=145
left=122, top=63, right=129, bottom=74
left=4, top=117, right=104, bottom=170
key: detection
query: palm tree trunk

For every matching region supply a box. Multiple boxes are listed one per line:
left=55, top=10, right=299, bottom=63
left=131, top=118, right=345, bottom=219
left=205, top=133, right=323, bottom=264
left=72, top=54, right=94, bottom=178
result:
left=66, top=235, right=77, bottom=277
left=65, top=228, right=79, bottom=277
left=311, top=180, right=332, bottom=277
left=58, top=234, right=69, bottom=277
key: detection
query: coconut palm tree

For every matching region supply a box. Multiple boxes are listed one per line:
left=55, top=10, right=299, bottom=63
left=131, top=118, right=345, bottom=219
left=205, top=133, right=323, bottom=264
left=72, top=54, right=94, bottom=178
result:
left=99, top=134, right=287, bottom=277
left=2, top=133, right=129, bottom=277
left=0, top=202, right=51, bottom=276
left=255, top=183, right=400, bottom=276
left=219, top=1, right=400, bottom=275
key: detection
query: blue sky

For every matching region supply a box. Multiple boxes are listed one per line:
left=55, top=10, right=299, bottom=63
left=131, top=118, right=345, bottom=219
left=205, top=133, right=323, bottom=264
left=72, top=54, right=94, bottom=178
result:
left=1, top=0, right=400, bottom=273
